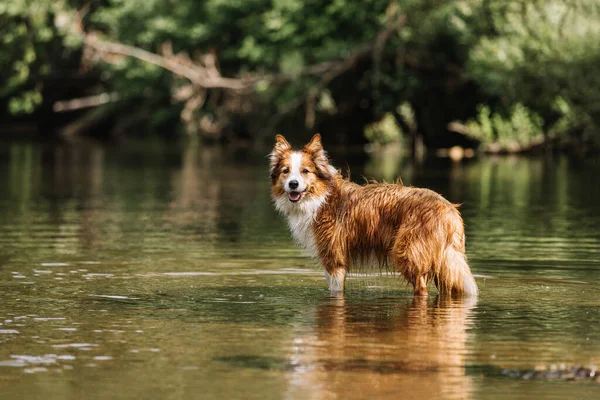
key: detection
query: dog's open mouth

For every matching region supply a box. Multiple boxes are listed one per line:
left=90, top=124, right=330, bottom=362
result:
left=288, top=191, right=304, bottom=202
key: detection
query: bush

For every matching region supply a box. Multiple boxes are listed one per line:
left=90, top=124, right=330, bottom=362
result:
left=460, top=104, right=544, bottom=152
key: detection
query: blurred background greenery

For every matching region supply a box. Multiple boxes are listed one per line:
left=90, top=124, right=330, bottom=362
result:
left=1, top=0, right=599, bottom=153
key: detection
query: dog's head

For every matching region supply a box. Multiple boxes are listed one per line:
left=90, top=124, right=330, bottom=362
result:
left=269, top=134, right=334, bottom=205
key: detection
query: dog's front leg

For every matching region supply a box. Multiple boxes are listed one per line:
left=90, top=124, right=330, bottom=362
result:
left=314, top=219, right=348, bottom=291
left=319, top=248, right=348, bottom=292
left=325, top=267, right=347, bottom=292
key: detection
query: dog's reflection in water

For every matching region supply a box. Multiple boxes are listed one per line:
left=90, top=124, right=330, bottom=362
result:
left=286, top=293, right=477, bottom=400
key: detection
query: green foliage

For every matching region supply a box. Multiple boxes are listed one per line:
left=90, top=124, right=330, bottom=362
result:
left=397, top=102, right=416, bottom=132
left=316, top=90, right=337, bottom=115
left=465, top=0, right=600, bottom=148
left=365, top=112, right=403, bottom=146
left=550, top=97, right=599, bottom=146
left=8, top=90, right=43, bottom=115
left=462, top=104, right=544, bottom=151
left=0, top=0, right=599, bottom=150
left=1, top=2, right=46, bottom=95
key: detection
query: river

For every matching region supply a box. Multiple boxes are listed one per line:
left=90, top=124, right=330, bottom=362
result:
left=0, top=141, right=598, bottom=399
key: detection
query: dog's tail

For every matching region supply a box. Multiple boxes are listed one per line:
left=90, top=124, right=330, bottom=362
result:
left=436, top=220, right=478, bottom=297
left=437, top=243, right=478, bottom=296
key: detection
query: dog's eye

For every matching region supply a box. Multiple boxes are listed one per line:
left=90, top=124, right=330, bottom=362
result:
left=282, top=168, right=289, bottom=174
left=302, top=169, right=310, bottom=174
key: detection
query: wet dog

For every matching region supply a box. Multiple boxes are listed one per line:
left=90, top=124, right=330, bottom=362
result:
left=270, top=134, right=477, bottom=296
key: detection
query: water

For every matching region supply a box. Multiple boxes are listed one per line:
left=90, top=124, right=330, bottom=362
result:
left=0, top=142, right=599, bottom=399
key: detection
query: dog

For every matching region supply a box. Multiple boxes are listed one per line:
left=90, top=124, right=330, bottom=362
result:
left=269, top=134, right=477, bottom=296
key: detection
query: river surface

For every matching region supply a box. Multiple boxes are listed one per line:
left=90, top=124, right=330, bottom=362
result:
left=0, top=141, right=599, bottom=399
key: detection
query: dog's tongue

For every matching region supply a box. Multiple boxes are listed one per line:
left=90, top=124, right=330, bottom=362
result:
left=288, top=192, right=301, bottom=201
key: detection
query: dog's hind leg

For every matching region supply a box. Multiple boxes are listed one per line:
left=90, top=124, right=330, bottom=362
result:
left=414, top=274, right=429, bottom=296
left=390, top=229, right=435, bottom=296
left=389, top=252, right=428, bottom=296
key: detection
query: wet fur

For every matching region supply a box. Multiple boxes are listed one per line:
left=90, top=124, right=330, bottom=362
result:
left=270, top=134, right=478, bottom=296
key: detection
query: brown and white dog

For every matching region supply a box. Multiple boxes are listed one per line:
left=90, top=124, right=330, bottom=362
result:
left=270, top=134, right=477, bottom=296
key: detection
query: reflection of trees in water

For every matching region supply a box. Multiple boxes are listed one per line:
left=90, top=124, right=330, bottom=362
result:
left=164, top=145, right=265, bottom=245
left=2, top=143, right=263, bottom=256
left=48, top=144, right=105, bottom=251
left=1, top=143, right=106, bottom=256
left=362, top=146, right=413, bottom=184
left=165, top=145, right=294, bottom=251
left=164, top=145, right=222, bottom=236
left=285, top=294, right=476, bottom=400
left=3, top=143, right=597, bottom=265
left=458, top=156, right=599, bottom=266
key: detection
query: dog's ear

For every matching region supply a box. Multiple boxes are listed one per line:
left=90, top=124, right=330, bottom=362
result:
left=304, top=133, right=332, bottom=180
left=269, top=134, right=291, bottom=180
left=304, top=133, right=322, bottom=154
left=274, top=134, right=291, bottom=153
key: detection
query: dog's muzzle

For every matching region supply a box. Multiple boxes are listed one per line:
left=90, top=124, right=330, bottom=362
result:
left=288, top=191, right=304, bottom=202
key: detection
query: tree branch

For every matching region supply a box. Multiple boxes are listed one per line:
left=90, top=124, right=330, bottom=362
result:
left=80, top=13, right=406, bottom=92
left=53, top=92, right=120, bottom=112
left=60, top=7, right=407, bottom=136
left=84, top=34, right=251, bottom=90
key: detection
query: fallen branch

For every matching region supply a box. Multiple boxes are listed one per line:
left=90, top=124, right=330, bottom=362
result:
left=447, top=121, right=469, bottom=135
left=59, top=103, right=117, bottom=138
left=53, top=92, right=120, bottom=112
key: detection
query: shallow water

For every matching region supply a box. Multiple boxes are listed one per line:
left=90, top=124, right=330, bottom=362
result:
left=0, top=142, right=599, bottom=399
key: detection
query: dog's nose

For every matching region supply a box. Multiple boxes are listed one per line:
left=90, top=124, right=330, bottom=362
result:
left=289, top=180, right=299, bottom=190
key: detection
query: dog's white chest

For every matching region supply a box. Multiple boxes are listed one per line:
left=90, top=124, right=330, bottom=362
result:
left=275, top=195, right=326, bottom=257
left=287, top=213, right=317, bottom=255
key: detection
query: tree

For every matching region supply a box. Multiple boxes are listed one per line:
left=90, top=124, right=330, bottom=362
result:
left=1, top=0, right=599, bottom=152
